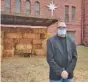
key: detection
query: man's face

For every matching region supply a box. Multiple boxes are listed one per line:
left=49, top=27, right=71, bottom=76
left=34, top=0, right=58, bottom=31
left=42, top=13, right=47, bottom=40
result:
left=57, top=26, right=67, bottom=37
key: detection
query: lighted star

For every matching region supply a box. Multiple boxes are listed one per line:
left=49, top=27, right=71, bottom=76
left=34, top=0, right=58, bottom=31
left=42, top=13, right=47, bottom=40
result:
left=47, top=0, right=57, bottom=16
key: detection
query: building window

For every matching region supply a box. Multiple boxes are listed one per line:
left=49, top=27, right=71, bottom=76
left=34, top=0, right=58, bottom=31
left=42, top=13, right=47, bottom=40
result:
left=4, top=0, right=11, bottom=12
left=65, top=5, right=69, bottom=22
left=72, top=6, right=76, bottom=22
left=16, top=0, right=21, bottom=13
left=34, top=1, right=40, bottom=16
left=26, top=0, right=31, bottom=15
left=67, top=31, right=75, bottom=41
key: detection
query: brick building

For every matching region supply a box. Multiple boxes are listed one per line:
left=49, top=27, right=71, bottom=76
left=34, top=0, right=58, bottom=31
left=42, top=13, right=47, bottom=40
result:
left=82, top=0, right=88, bottom=46
left=0, top=0, right=88, bottom=57
left=47, top=0, right=82, bottom=45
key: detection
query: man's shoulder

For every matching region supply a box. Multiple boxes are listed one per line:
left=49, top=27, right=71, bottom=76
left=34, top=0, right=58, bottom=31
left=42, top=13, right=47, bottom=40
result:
left=47, top=35, right=56, bottom=42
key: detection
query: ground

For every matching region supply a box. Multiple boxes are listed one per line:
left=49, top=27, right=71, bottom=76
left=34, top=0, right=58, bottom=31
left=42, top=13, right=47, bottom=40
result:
left=1, top=46, right=88, bottom=82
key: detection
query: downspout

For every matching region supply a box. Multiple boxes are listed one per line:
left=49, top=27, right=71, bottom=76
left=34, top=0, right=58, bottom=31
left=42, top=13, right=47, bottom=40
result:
left=81, top=0, right=86, bottom=45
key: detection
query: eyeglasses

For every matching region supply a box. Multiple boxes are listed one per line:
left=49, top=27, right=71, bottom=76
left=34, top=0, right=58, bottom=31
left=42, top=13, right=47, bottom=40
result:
left=57, top=27, right=66, bottom=29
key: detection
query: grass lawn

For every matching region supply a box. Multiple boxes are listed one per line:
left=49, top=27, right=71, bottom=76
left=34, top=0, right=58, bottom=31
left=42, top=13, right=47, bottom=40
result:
left=1, top=46, right=88, bottom=82
left=73, top=46, right=88, bottom=81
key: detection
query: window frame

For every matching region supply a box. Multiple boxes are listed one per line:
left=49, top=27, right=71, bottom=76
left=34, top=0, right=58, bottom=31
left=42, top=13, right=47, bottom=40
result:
left=67, top=31, right=76, bottom=41
left=72, top=6, right=76, bottom=22
left=15, top=0, right=21, bottom=13
left=34, top=1, right=40, bottom=16
left=65, top=5, right=69, bottom=22
left=26, top=0, right=31, bottom=15
left=4, top=0, right=11, bottom=12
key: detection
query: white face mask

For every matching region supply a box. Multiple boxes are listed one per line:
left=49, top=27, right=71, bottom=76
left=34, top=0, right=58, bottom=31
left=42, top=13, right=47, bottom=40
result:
left=57, top=29, right=67, bottom=37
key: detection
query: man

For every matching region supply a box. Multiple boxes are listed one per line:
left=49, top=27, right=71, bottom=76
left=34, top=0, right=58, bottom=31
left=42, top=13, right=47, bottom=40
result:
left=47, top=21, right=77, bottom=82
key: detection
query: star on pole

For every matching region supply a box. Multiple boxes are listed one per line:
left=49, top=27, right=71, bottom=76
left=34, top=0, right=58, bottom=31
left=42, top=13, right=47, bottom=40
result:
left=47, top=0, right=57, bottom=16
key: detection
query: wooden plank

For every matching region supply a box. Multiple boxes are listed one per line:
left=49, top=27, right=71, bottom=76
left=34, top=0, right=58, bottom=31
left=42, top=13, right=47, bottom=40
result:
left=6, top=33, right=22, bottom=38
left=19, top=39, right=32, bottom=44
left=33, top=44, right=42, bottom=49
left=23, top=33, right=35, bottom=39
left=4, top=38, right=14, bottom=49
left=33, top=28, right=39, bottom=33
left=33, top=40, right=42, bottom=45
left=4, top=49, right=14, bottom=57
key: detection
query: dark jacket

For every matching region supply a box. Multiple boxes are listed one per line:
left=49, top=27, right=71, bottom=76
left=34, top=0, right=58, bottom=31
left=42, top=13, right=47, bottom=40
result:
left=46, top=35, right=77, bottom=80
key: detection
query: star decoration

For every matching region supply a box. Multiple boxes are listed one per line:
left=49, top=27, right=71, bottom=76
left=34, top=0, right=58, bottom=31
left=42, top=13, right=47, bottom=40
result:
left=47, top=0, right=57, bottom=16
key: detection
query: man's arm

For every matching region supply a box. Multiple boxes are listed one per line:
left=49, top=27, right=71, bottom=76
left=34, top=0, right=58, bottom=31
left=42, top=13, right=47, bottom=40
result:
left=66, top=41, right=78, bottom=73
left=46, top=39, right=64, bottom=76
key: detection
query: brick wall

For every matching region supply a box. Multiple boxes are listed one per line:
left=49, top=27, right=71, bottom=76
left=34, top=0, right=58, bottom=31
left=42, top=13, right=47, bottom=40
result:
left=83, top=0, right=88, bottom=46
left=47, top=0, right=82, bottom=45
left=1, top=0, right=82, bottom=45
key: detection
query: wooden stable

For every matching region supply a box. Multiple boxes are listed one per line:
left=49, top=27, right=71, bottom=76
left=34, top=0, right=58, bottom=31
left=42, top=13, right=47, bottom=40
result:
left=1, top=13, right=58, bottom=57
left=1, top=27, right=47, bottom=57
